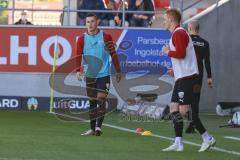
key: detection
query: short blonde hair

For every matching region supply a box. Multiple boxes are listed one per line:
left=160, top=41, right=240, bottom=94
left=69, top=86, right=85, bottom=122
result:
left=166, top=8, right=182, bottom=24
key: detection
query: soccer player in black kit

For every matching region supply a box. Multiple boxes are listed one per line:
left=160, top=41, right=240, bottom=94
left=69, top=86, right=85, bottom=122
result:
left=185, top=20, right=213, bottom=133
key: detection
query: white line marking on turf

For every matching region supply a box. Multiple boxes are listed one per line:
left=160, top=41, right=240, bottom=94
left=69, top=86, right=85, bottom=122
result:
left=104, top=123, right=240, bottom=156
left=51, top=112, right=240, bottom=156
left=224, top=136, right=240, bottom=141
left=0, top=158, right=39, bottom=160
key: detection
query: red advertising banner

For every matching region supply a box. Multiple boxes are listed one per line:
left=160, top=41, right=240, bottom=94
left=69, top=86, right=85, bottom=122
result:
left=0, top=26, right=123, bottom=72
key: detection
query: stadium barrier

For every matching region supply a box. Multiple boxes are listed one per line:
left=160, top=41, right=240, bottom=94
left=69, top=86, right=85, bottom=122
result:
left=0, top=26, right=173, bottom=112
left=0, top=95, right=117, bottom=112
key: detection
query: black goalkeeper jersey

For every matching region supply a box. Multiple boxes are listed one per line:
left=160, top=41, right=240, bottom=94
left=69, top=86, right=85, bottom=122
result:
left=190, top=35, right=212, bottom=79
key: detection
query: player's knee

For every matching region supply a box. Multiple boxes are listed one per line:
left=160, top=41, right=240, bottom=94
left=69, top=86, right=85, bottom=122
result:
left=89, top=108, right=97, bottom=119
left=97, top=97, right=107, bottom=112
left=179, top=110, right=189, bottom=119
left=89, top=98, right=97, bottom=119
left=89, top=99, right=97, bottom=107
left=86, top=87, right=97, bottom=98
left=169, top=102, right=179, bottom=113
left=179, top=109, right=189, bottom=116
left=95, top=97, right=106, bottom=118
left=179, top=105, right=191, bottom=118
left=170, top=111, right=183, bottom=123
left=87, top=92, right=96, bottom=99
left=97, top=97, right=106, bottom=105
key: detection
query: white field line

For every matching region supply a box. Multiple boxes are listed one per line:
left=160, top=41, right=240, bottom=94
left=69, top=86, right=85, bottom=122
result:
left=0, top=158, right=39, bottom=160
left=51, top=112, right=240, bottom=156
left=224, top=136, right=240, bottom=141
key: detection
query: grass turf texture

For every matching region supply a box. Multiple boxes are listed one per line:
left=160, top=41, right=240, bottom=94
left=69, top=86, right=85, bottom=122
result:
left=0, top=111, right=239, bottom=160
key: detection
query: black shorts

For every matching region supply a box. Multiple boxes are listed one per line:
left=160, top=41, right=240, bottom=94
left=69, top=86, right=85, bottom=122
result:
left=86, top=76, right=110, bottom=94
left=171, top=76, right=200, bottom=105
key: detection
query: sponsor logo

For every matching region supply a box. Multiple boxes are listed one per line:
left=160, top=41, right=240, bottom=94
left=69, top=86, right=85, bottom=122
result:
left=27, top=97, right=38, bottom=110
left=178, top=92, right=184, bottom=98
left=178, top=92, right=184, bottom=103
left=0, top=98, right=19, bottom=108
left=54, top=99, right=90, bottom=110
left=193, top=41, right=205, bottom=47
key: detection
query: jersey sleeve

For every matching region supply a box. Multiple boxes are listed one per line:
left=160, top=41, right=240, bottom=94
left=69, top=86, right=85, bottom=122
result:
left=203, top=41, right=212, bottom=78
left=76, top=35, right=84, bottom=72
left=168, top=30, right=189, bottom=59
left=103, top=32, right=121, bottom=73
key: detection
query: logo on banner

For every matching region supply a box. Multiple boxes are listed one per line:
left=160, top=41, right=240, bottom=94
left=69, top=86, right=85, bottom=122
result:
left=53, top=99, right=90, bottom=110
left=27, top=97, right=38, bottom=110
left=0, top=98, right=19, bottom=108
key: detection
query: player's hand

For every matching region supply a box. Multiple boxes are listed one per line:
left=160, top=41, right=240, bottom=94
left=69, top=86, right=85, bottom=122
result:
left=76, top=72, right=85, bottom=81
left=207, top=78, right=213, bottom=88
left=162, top=44, right=170, bottom=55
left=167, top=68, right=174, bottom=77
left=116, top=73, right=121, bottom=83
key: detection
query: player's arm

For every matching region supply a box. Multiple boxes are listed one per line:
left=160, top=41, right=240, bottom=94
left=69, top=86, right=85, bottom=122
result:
left=104, top=32, right=121, bottom=82
left=203, top=41, right=212, bottom=78
left=167, top=31, right=189, bottom=59
left=203, top=41, right=213, bottom=87
left=76, top=35, right=84, bottom=80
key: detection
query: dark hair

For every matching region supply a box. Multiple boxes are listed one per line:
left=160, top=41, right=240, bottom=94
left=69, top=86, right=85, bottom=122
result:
left=166, top=8, right=182, bottom=24
left=86, top=13, right=98, bottom=19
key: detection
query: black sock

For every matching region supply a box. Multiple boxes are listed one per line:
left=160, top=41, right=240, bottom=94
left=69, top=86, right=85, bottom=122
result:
left=89, top=99, right=97, bottom=131
left=186, top=110, right=195, bottom=129
left=96, top=97, right=106, bottom=128
left=192, top=116, right=206, bottom=135
left=97, top=117, right=104, bottom=129
left=171, top=111, right=183, bottom=137
left=185, top=110, right=192, bottom=121
left=188, top=122, right=194, bottom=127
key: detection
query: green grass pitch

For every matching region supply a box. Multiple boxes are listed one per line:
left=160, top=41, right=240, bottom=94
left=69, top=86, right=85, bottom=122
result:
left=0, top=111, right=239, bottom=160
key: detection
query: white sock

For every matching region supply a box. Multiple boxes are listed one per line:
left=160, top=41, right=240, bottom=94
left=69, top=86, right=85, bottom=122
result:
left=175, top=137, right=183, bottom=146
left=95, top=127, right=101, bottom=131
left=202, top=131, right=212, bottom=142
